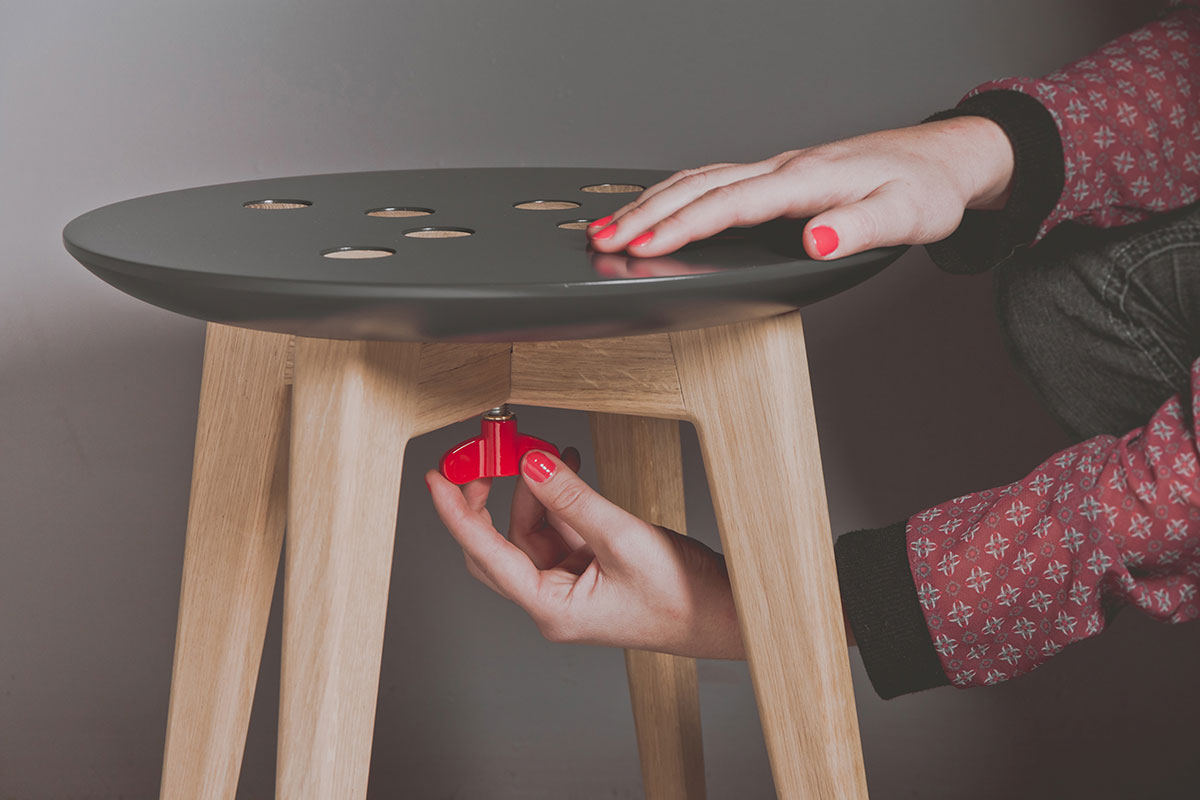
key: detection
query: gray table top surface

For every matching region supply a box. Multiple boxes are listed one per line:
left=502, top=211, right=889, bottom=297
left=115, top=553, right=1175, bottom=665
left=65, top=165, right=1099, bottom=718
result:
left=62, top=167, right=907, bottom=341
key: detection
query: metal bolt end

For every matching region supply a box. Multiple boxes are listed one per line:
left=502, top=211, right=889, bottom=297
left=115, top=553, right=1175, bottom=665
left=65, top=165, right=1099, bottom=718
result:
left=483, top=404, right=514, bottom=421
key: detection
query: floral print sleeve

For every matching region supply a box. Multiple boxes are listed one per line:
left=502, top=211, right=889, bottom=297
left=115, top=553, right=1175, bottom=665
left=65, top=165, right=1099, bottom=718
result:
left=923, top=2, right=1200, bottom=274
left=966, top=1, right=1200, bottom=239
left=907, top=357, right=1200, bottom=688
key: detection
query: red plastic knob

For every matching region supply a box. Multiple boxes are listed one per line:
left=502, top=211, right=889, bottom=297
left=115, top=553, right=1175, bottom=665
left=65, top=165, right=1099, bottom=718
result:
left=439, top=413, right=559, bottom=485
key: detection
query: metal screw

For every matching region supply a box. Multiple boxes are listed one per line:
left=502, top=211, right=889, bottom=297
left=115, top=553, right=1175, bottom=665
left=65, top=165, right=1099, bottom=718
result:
left=482, top=404, right=514, bottom=421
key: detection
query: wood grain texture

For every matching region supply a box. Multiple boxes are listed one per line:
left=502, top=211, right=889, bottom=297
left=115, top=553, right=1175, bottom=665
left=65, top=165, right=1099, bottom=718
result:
left=511, top=335, right=685, bottom=417
left=278, top=336, right=423, bottom=800
left=165, top=312, right=859, bottom=798
left=412, top=342, right=511, bottom=435
left=669, top=312, right=867, bottom=799
left=589, top=413, right=706, bottom=800
left=160, top=323, right=292, bottom=800
left=286, top=339, right=510, bottom=434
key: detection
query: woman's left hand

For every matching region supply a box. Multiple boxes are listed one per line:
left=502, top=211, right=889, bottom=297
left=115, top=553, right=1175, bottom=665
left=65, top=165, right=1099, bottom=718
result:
left=583, top=118, right=1014, bottom=260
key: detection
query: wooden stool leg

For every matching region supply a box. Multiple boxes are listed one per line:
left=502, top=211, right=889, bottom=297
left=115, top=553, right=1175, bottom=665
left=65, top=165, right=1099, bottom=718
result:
left=160, top=323, right=292, bottom=800
left=277, top=337, right=422, bottom=800
left=670, top=312, right=868, bottom=799
left=589, top=413, right=706, bottom=800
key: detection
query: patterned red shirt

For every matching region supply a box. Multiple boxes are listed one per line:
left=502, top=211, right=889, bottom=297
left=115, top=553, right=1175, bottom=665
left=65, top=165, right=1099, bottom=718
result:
left=968, top=2, right=1199, bottom=238
left=910, top=358, right=1200, bottom=686
left=908, top=2, right=1200, bottom=689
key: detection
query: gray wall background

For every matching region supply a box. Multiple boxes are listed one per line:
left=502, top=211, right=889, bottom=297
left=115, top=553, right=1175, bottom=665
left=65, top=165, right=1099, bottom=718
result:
left=3, top=1, right=1198, bottom=797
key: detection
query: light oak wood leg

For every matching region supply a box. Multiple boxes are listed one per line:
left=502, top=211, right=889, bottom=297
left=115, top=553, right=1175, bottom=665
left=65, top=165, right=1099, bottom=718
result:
left=670, top=312, right=867, bottom=799
left=589, top=413, right=706, bottom=800
left=277, top=337, right=423, bottom=800
left=160, top=323, right=292, bottom=800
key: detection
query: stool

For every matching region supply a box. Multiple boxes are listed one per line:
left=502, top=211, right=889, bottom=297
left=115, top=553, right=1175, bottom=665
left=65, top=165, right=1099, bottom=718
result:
left=63, top=167, right=906, bottom=799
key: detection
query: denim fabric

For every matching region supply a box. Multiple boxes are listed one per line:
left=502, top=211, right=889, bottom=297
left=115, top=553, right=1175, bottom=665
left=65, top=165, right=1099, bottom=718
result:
left=994, top=201, right=1200, bottom=442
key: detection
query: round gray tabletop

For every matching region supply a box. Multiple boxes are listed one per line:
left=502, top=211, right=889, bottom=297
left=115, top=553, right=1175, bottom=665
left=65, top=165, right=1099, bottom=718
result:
left=62, top=167, right=907, bottom=342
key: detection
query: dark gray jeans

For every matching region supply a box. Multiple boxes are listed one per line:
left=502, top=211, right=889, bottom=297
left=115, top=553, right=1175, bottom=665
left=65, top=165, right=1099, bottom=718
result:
left=994, top=201, right=1200, bottom=443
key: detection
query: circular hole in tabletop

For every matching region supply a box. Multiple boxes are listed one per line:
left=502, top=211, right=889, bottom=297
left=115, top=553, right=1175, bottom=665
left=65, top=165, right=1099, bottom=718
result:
left=579, top=183, right=645, bottom=194
left=243, top=199, right=312, bottom=210
left=514, top=200, right=580, bottom=211
left=321, top=246, right=396, bottom=259
left=403, top=226, right=474, bottom=239
left=366, top=206, right=435, bottom=218
left=557, top=219, right=597, bottom=230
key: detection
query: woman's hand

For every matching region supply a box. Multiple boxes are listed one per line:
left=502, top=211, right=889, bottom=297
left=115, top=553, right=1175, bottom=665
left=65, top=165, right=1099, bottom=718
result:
left=586, top=116, right=1014, bottom=260
left=425, top=448, right=744, bottom=659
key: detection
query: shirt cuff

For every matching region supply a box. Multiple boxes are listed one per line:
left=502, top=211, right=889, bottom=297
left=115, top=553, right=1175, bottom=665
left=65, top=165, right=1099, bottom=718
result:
left=921, top=89, right=1065, bottom=274
left=835, top=520, right=949, bottom=699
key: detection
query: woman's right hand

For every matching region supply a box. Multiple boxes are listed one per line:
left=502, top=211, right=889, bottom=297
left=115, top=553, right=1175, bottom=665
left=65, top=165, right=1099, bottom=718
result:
left=586, top=116, right=1015, bottom=260
left=426, top=449, right=745, bottom=660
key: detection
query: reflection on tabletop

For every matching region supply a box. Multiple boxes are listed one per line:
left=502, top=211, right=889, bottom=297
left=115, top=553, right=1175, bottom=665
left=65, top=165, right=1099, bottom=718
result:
left=587, top=228, right=753, bottom=279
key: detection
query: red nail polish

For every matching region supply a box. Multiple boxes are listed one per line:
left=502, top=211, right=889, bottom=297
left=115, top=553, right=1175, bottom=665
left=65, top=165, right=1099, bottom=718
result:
left=811, top=225, right=838, bottom=257
left=629, top=230, right=654, bottom=247
left=588, top=215, right=613, bottom=229
left=592, top=224, right=617, bottom=240
left=522, top=451, right=556, bottom=483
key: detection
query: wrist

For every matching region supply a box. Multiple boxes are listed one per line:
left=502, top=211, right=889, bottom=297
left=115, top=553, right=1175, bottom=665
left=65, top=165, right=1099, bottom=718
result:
left=925, top=116, right=1015, bottom=212
left=963, top=115, right=1016, bottom=210
left=922, top=90, right=1064, bottom=273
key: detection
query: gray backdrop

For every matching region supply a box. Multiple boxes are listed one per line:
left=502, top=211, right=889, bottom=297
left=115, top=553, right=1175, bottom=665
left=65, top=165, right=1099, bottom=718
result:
left=3, top=1, right=1197, bottom=798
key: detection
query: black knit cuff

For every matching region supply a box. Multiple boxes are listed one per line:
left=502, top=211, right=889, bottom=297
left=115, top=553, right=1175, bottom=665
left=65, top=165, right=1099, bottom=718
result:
left=922, top=89, right=1065, bottom=274
left=835, top=520, right=949, bottom=699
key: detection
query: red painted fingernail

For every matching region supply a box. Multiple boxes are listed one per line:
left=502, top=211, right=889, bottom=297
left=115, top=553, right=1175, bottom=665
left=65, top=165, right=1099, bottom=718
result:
left=588, top=215, right=613, bottom=229
left=811, top=225, right=838, bottom=257
left=592, top=224, right=617, bottom=240
left=629, top=230, right=655, bottom=247
left=522, top=451, right=556, bottom=483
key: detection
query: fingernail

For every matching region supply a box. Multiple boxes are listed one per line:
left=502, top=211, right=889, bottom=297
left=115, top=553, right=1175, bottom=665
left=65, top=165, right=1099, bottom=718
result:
left=592, top=224, right=617, bottom=240
left=522, top=451, right=556, bottom=483
left=588, top=215, right=613, bottom=229
left=811, top=225, right=838, bottom=257
left=629, top=230, right=655, bottom=247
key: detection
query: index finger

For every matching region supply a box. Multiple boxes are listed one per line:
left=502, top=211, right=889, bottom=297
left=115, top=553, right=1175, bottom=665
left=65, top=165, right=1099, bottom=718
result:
left=588, top=159, right=784, bottom=252
left=590, top=162, right=738, bottom=225
left=511, top=447, right=586, bottom=551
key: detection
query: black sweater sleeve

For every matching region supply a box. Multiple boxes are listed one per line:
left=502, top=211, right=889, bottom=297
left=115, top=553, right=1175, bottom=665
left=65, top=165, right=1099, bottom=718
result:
left=831, top=98, right=1059, bottom=696
left=921, top=89, right=1065, bottom=274
left=835, top=520, right=949, bottom=699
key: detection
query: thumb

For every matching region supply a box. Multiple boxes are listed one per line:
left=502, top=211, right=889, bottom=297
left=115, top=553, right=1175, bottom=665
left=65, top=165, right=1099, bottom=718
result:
left=803, top=185, right=924, bottom=260
left=520, top=450, right=647, bottom=565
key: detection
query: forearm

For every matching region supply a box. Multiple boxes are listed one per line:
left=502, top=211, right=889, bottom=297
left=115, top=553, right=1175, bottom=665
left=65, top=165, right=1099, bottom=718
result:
left=925, top=2, right=1200, bottom=273
left=841, top=356, right=1200, bottom=698
left=977, top=4, right=1200, bottom=234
